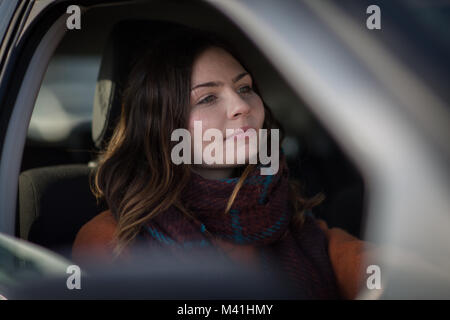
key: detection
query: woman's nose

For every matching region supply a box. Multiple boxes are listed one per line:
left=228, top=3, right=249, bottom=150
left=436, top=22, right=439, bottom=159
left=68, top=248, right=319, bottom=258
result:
left=226, top=91, right=251, bottom=119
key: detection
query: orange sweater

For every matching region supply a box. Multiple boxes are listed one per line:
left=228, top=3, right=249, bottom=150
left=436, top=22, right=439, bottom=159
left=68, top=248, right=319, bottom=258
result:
left=73, top=210, right=375, bottom=299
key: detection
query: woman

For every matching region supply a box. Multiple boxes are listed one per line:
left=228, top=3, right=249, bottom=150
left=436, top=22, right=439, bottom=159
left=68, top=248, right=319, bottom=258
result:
left=73, top=26, right=372, bottom=299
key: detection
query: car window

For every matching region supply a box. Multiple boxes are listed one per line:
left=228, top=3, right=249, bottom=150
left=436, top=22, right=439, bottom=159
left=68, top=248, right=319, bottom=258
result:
left=20, top=1, right=366, bottom=237
left=28, top=54, right=100, bottom=144
left=1, top=0, right=447, bottom=300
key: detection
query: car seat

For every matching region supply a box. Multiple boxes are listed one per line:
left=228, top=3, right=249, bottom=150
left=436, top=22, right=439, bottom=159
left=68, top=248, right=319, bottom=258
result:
left=17, top=20, right=185, bottom=257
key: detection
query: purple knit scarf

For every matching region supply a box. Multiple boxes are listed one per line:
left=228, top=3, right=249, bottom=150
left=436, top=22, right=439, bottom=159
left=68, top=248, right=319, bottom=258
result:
left=141, top=155, right=340, bottom=299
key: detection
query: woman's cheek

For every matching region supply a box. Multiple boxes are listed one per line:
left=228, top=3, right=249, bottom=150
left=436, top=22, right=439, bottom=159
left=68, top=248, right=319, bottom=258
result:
left=253, top=95, right=265, bottom=128
left=188, top=111, right=215, bottom=134
left=188, top=110, right=202, bottom=131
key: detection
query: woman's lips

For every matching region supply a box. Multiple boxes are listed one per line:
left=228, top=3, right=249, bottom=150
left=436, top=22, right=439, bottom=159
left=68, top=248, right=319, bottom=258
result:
left=225, top=126, right=256, bottom=140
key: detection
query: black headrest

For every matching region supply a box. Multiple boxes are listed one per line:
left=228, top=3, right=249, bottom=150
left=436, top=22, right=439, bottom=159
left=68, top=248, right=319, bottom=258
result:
left=92, top=20, right=192, bottom=150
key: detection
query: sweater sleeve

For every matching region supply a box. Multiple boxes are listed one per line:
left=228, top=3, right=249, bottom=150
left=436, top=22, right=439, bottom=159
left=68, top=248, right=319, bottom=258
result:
left=72, top=210, right=118, bottom=264
left=316, top=219, right=378, bottom=299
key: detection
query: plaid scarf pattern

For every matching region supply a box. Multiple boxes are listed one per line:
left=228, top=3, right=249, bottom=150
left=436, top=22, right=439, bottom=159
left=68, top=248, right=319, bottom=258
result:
left=141, top=155, right=340, bottom=299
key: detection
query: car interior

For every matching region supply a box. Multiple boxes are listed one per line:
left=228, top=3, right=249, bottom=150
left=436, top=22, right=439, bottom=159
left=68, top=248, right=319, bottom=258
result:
left=15, top=1, right=366, bottom=259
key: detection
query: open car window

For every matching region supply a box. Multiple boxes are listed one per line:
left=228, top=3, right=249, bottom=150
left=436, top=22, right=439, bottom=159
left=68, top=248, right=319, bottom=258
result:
left=0, top=0, right=448, bottom=300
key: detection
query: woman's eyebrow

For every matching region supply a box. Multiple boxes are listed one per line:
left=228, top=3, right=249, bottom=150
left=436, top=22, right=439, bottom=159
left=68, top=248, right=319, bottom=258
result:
left=232, top=71, right=250, bottom=83
left=190, top=72, right=249, bottom=91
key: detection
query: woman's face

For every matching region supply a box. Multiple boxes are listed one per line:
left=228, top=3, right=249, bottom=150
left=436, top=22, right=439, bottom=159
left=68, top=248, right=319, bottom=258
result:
left=188, top=47, right=265, bottom=178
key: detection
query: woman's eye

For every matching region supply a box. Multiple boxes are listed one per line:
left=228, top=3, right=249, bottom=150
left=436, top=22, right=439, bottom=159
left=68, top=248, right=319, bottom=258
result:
left=238, top=85, right=253, bottom=94
left=198, top=95, right=217, bottom=105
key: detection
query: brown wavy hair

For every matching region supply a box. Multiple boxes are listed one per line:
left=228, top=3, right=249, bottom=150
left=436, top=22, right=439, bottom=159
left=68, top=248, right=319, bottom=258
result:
left=90, top=27, right=324, bottom=256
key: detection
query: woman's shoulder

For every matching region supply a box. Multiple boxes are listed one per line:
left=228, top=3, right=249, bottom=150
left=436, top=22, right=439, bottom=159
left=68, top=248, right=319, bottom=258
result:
left=72, top=209, right=117, bottom=262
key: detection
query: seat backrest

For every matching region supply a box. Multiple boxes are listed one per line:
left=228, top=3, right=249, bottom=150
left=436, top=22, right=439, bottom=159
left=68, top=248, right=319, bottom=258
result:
left=18, top=164, right=106, bottom=257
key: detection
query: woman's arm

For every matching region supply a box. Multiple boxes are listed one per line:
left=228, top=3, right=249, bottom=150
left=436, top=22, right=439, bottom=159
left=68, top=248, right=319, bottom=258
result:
left=72, top=210, right=118, bottom=263
left=317, top=220, right=378, bottom=299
